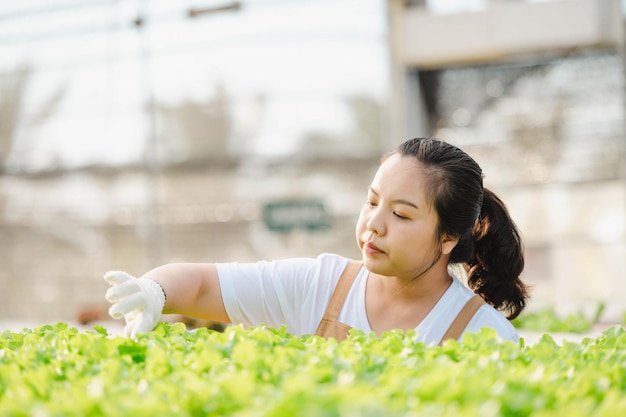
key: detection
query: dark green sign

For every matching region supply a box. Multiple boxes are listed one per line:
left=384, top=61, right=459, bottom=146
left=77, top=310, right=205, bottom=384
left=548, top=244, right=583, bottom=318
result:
left=263, top=199, right=331, bottom=232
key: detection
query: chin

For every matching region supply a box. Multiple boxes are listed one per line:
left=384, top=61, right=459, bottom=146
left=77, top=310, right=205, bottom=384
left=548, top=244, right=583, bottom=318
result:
left=362, top=257, right=390, bottom=276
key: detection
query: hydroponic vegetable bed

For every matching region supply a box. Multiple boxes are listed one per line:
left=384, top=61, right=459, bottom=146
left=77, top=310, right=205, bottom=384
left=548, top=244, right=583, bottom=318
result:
left=1, top=322, right=624, bottom=416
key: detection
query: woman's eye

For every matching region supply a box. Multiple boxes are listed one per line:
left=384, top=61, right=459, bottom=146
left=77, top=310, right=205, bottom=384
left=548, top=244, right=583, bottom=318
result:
left=393, top=212, right=408, bottom=220
left=365, top=200, right=376, bottom=207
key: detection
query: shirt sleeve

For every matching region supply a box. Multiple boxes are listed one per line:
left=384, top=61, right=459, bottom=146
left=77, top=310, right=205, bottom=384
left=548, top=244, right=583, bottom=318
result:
left=215, top=253, right=352, bottom=335
left=462, top=305, right=520, bottom=342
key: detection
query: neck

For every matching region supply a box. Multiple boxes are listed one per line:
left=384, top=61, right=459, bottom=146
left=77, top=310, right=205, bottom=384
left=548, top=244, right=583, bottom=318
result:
left=373, top=264, right=453, bottom=302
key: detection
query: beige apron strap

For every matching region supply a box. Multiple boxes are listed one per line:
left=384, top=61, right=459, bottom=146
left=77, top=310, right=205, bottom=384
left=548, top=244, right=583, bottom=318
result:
left=323, top=261, right=363, bottom=320
left=438, top=294, right=486, bottom=346
left=314, top=260, right=363, bottom=338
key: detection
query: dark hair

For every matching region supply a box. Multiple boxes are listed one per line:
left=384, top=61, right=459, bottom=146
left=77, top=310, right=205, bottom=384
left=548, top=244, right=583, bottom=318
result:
left=396, top=137, right=529, bottom=319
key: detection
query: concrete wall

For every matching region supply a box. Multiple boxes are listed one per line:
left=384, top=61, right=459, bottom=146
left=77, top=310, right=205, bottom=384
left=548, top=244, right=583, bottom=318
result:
left=402, top=0, right=623, bottom=67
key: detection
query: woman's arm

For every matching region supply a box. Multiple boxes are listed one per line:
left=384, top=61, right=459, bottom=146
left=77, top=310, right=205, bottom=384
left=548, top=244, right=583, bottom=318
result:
left=104, top=262, right=230, bottom=338
left=145, top=262, right=230, bottom=323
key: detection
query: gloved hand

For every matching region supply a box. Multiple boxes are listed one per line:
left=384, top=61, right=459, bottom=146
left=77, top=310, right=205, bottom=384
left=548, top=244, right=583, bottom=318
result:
left=104, top=271, right=166, bottom=338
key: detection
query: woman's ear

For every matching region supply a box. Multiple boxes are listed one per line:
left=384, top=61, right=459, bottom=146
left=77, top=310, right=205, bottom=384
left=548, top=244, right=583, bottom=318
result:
left=441, top=234, right=459, bottom=256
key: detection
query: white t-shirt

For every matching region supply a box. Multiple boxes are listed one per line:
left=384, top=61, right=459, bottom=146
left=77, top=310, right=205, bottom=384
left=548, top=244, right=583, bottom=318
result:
left=216, top=253, right=518, bottom=345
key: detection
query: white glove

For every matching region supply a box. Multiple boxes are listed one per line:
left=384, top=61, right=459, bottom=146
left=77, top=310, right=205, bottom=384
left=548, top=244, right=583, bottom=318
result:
left=104, top=271, right=166, bottom=338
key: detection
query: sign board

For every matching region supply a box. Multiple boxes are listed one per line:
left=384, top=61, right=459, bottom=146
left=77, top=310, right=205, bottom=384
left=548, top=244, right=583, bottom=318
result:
left=263, top=199, right=331, bottom=233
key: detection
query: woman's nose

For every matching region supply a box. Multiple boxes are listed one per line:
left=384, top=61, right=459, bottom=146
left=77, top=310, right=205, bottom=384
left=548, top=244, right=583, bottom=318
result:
left=366, top=209, right=385, bottom=236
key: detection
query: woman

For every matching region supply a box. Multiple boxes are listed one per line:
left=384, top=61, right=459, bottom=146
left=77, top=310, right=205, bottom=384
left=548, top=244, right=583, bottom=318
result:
left=105, top=137, right=529, bottom=344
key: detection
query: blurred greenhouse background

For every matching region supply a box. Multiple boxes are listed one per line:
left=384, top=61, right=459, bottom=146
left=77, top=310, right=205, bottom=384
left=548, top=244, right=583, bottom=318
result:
left=0, top=0, right=625, bottom=327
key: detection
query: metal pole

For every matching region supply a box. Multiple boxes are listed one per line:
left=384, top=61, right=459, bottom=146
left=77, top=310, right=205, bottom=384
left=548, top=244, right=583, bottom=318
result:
left=135, top=0, right=162, bottom=268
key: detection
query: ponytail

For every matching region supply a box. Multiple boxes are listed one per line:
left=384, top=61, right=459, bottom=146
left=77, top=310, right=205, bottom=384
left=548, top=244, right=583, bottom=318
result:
left=466, top=188, right=529, bottom=320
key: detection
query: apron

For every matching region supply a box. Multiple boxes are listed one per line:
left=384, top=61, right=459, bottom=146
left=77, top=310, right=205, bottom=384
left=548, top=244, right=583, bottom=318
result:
left=313, top=260, right=486, bottom=345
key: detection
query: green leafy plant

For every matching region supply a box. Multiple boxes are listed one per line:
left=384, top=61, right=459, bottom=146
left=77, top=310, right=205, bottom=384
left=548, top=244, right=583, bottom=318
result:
left=0, top=322, right=625, bottom=416
left=512, top=303, right=606, bottom=334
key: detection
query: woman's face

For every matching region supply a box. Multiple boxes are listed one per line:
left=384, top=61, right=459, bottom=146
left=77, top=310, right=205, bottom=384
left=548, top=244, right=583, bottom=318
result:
left=355, top=154, right=457, bottom=279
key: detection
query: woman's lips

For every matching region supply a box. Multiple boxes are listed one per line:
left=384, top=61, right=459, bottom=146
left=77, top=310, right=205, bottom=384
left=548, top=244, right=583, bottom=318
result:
left=365, top=241, right=384, bottom=255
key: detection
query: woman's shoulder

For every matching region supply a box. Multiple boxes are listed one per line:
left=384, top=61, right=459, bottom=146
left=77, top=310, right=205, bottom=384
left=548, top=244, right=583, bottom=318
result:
left=315, top=252, right=356, bottom=265
left=311, top=253, right=359, bottom=281
left=246, top=253, right=356, bottom=284
left=447, top=277, right=519, bottom=342
left=309, top=253, right=358, bottom=272
left=468, top=303, right=519, bottom=342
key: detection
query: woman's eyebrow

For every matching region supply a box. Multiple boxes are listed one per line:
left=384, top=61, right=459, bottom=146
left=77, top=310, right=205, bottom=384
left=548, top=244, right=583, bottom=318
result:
left=368, top=186, right=419, bottom=210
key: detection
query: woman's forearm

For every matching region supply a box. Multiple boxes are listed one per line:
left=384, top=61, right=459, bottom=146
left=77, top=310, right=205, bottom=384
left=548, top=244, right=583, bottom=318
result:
left=144, top=262, right=230, bottom=323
